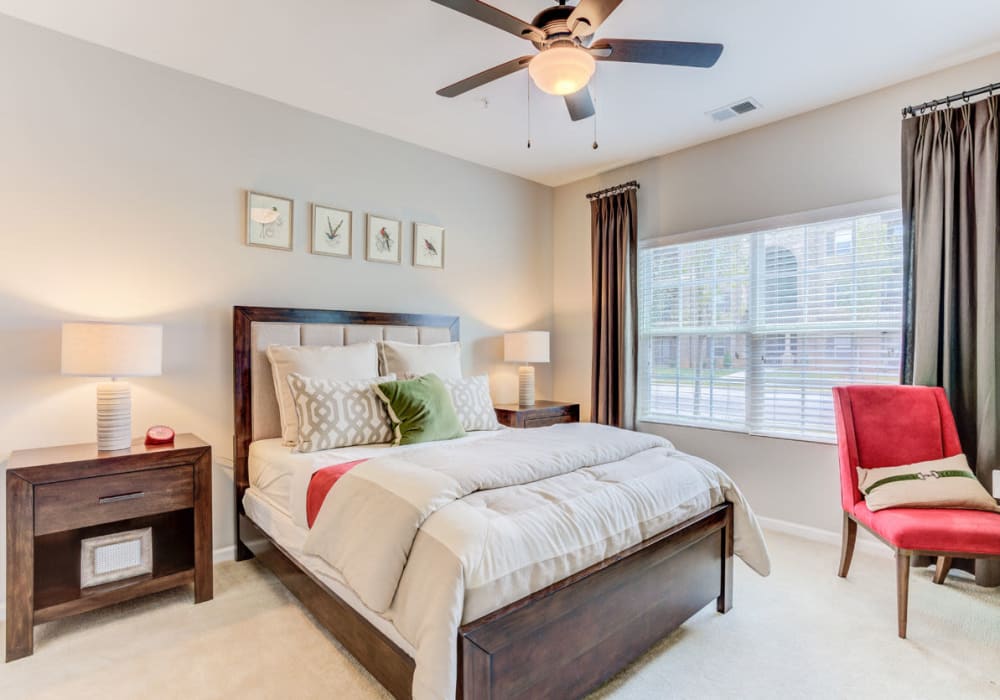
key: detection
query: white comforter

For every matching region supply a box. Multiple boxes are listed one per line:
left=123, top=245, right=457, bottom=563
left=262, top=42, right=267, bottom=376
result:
left=303, top=423, right=770, bottom=700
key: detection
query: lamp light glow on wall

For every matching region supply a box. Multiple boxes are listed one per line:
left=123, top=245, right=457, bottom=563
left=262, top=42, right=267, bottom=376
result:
left=504, top=331, right=550, bottom=407
left=61, top=322, right=163, bottom=451
left=528, top=46, right=596, bottom=96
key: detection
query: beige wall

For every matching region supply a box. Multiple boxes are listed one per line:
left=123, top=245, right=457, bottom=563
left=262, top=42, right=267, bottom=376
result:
left=552, top=52, right=1000, bottom=535
left=0, top=14, right=554, bottom=600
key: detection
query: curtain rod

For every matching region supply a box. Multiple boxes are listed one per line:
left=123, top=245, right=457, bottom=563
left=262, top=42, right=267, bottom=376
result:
left=902, top=81, right=1000, bottom=118
left=586, top=180, right=640, bottom=200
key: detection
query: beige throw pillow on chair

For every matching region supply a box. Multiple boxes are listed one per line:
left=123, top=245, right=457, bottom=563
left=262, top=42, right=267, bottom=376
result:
left=857, top=453, right=999, bottom=512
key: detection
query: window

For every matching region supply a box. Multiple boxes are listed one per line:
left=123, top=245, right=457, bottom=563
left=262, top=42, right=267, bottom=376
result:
left=638, top=207, right=904, bottom=442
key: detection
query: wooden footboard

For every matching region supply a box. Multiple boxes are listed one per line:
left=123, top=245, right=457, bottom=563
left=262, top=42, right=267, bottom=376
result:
left=239, top=502, right=734, bottom=700
left=457, top=502, right=733, bottom=698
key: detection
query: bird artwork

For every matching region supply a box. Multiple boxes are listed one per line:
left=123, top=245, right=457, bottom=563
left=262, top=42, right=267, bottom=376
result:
left=250, top=205, right=282, bottom=238
left=413, top=224, right=444, bottom=268
left=325, top=216, right=343, bottom=243
left=376, top=226, right=394, bottom=253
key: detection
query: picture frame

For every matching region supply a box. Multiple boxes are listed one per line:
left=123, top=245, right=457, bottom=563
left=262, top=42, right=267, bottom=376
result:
left=246, top=190, right=293, bottom=251
left=81, top=528, right=152, bottom=588
left=311, top=204, right=352, bottom=258
left=365, top=214, right=402, bottom=264
left=413, top=223, right=445, bottom=269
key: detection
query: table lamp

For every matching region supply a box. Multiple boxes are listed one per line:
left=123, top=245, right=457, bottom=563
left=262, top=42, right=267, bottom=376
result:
left=61, top=322, right=163, bottom=451
left=504, top=331, right=550, bottom=407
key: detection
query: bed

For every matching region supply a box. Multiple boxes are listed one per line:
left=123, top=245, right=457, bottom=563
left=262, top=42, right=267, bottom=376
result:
left=232, top=305, right=769, bottom=699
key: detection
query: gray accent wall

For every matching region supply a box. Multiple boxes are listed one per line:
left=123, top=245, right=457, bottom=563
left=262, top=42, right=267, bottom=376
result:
left=0, top=14, right=554, bottom=600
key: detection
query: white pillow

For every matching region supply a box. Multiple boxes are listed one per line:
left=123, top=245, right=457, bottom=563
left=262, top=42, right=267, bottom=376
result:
left=286, top=374, right=396, bottom=453
left=379, top=340, right=462, bottom=380
left=266, top=342, right=379, bottom=445
left=442, top=375, right=502, bottom=432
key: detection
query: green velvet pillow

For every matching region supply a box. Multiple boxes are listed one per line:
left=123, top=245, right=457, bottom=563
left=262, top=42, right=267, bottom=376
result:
left=373, top=373, right=466, bottom=446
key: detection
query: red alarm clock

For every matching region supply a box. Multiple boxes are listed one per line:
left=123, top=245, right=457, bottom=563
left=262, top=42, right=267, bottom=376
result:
left=145, top=425, right=176, bottom=445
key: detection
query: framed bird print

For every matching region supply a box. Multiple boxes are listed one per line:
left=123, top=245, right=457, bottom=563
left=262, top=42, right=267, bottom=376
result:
left=413, top=223, right=445, bottom=269
left=246, top=190, right=293, bottom=251
left=365, top=214, right=402, bottom=264
left=311, top=204, right=352, bottom=258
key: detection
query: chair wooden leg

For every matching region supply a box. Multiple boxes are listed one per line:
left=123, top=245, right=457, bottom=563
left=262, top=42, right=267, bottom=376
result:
left=896, top=551, right=910, bottom=639
left=932, top=556, right=952, bottom=585
left=838, top=513, right=857, bottom=578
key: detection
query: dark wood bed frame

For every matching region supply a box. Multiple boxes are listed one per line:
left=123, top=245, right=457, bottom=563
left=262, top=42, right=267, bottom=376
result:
left=233, top=305, right=735, bottom=699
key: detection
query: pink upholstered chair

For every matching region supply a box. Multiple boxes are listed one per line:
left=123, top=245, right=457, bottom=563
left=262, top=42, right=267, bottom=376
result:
left=832, top=385, right=1000, bottom=638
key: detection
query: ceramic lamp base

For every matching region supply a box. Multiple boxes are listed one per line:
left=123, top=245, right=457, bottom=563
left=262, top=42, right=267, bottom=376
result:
left=518, top=365, right=536, bottom=407
left=96, top=381, right=132, bottom=451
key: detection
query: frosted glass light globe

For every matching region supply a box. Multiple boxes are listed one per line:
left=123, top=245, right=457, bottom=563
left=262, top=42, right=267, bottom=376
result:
left=529, top=47, right=596, bottom=96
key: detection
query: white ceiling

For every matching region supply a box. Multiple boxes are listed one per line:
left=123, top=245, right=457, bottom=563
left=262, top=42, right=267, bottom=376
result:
left=4, top=0, right=1000, bottom=186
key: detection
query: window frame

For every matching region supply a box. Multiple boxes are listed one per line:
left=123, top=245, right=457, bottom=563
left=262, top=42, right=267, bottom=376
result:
left=637, top=196, right=903, bottom=444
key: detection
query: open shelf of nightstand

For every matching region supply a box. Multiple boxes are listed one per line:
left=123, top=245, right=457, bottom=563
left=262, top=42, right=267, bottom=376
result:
left=32, top=508, right=195, bottom=622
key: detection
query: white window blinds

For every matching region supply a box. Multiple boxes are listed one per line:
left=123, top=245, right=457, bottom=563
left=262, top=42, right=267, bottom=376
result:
left=638, top=208, right=904, bottom=442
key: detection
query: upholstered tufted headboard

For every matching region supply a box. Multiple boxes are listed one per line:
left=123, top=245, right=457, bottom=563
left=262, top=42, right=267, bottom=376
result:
left=232, top=306, right=460, bottom=538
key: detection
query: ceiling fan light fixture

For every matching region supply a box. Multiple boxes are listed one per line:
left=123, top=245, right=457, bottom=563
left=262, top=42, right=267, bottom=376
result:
left=528, top=46, right=595, bottom=96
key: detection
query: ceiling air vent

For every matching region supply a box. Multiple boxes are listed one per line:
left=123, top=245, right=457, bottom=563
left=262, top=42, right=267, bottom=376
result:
left=708, top=98, right=762, bottom=122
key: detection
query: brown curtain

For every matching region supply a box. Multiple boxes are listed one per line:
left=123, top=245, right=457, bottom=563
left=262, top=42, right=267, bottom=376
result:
left=591, top=188, right=638, bottom=429
left=901, top=96, right=999, bottom=587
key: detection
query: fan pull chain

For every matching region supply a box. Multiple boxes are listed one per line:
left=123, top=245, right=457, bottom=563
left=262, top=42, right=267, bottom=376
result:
left=592, top=70, right=599, bottom=150
left=526, top=76, right=532, bottom=149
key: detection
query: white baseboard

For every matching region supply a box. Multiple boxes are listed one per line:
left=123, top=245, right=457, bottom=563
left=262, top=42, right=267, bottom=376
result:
left=757, top=515, right=891, bottom=559
left=213, top=545, right=236, bottom=563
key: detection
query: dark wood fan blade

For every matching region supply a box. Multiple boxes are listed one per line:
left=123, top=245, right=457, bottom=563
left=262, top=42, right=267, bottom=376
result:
left=564, top=87, right=595, bottom=121
left=429, top=0, right=545, bottom=41
left=436, top=56, right=533, bottom=97
left=568, top=0, right=625, bottom=38
left=591, top=39, right=724, bottom=68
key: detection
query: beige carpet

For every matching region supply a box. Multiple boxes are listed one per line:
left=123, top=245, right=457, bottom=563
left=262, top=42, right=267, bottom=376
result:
left=2, top=531, right=998, bottom=699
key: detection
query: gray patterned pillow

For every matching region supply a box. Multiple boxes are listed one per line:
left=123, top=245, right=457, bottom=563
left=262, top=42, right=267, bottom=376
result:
left=442, top=375, right=502, bottom=432
left=286, top=374, right=396, bottom=453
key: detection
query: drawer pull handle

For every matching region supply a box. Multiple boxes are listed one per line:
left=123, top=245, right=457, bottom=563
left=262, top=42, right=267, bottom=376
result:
left=98, top=491, right=145, bottom=504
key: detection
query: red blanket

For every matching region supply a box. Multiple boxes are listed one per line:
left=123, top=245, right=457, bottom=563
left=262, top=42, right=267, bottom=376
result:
left=306, top=459, right=369, bottom=528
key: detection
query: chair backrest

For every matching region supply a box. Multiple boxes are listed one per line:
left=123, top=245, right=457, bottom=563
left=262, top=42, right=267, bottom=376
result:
left=831, top=385, right=963, bottom=510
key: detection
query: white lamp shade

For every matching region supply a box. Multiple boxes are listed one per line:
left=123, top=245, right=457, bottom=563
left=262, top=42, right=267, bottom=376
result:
left=62, top=322, right=163, bottom=377
left=528, top=46, right=596, bottom=96
left=504, top=331, right=550, bottom=364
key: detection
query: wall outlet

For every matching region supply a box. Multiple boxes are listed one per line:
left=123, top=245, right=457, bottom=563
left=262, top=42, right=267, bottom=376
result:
left=994, top=470, right=1000, bottom=499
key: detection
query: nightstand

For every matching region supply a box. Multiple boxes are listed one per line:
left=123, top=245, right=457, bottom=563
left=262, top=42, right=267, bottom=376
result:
left=5, top=434, right=212, bottom=661
left=494, top=400, right=581, bottom=428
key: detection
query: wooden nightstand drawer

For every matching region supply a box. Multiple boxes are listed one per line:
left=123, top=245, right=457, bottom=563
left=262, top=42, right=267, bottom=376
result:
left=495, top=401, right=581, bottom=429
left=34, top=465, right=193, bottom=536
left=523, top=414, right=574, bottom=429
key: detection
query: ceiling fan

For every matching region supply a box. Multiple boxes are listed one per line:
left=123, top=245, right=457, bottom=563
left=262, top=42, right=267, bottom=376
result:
left=432, top=0, right=724, bottom=121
